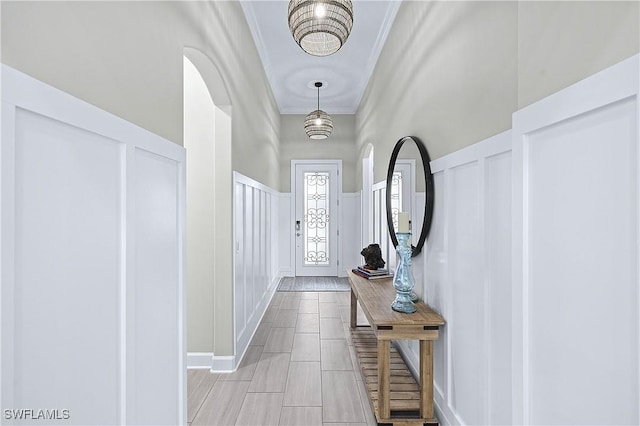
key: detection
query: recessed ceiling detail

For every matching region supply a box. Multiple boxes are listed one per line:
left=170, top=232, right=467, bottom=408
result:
left=240, top=0, right=401, bottom=114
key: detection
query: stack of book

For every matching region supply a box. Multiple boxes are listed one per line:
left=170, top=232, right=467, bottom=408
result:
left=351, top=265, right=394, bottom=280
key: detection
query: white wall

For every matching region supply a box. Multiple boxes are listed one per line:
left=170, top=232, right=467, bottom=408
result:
left=356, top=1, right=638, bottom=186
left=1, top=66, right=186, bottom=424
left=423, top=132, right=513, bottom=425
left=512, top=55, right=639, bottom=426
left=231, top=172, right=281, bottom=371
left=377, top=56, right=640, bottom=425
left=184, top=56, right=216, bottom=354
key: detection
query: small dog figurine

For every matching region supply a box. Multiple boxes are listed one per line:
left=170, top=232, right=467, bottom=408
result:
left=360, top=244, right=386, bottom=270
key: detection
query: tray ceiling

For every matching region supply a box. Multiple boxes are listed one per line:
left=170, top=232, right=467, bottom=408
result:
left=240, top=0, right=402, bottom=114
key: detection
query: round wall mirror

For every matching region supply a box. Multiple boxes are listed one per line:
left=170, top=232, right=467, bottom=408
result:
left=385, top=136, right=435, bottom=257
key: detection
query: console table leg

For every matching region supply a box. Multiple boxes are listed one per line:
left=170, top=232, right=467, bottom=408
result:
left=378, top=339, right=391, bottom=419
left=350, top=290, right=357, bottom=329
left=420, top=340, right=434, bottom=419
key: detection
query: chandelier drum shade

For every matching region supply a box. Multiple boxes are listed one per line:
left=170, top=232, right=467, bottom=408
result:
left=305, top=82, right=333, bottom=139
left=288, top=0, right=354, bottom=57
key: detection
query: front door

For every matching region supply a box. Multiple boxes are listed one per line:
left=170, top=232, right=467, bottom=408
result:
left=294, top=162, right=339, bottom=276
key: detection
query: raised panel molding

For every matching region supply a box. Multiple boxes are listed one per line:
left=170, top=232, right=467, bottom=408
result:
left=434, top=131, right=512, bottom=426
left=513, top=55, right=639, bottom=425
left=384, top=54, right=639, bottom=426
left=2, top=65, right=186, bottom=425
left=231, top=172, right=281, bottom=373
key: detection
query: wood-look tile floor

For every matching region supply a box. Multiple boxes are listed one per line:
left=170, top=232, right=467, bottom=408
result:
left=188, top=291, right=375, bottom=426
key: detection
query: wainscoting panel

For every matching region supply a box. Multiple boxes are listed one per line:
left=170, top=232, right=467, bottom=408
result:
left=484, top=150, right=512, bottom=426
left=387, top=130, right=512, bottom=426
left=1, top=65, right=186, bottom=424
left=278, top=193, right=293, bottom=277
left=233, top=172, right=280, bottom=370
left=425, top=172, right=447, bottom=402
left=513, top=55, right=639, bottom=425
left=449, top=160, right=484, bottom=424
left=128, top=148, right=182, bottom=425
left=340, top=193, right=362, bottom=276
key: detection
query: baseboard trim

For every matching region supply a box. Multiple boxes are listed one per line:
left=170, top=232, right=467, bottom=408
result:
left=211, top=356, right=236, bottom=373
left=230, top=274, right=281, bottom=373
left=187, top=352, right=214, bottom=369
left=279, top=268, right=293, bottom=278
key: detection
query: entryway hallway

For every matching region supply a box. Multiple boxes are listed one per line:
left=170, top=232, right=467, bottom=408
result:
left=187, top=291, right=374, bottom=425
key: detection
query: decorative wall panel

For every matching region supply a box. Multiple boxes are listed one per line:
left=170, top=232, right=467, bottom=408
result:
left=233, top=173, right=280, bottom=369
left=1, top=65, right=186, bottom=425
left=513, top=55, right=639, bottom=425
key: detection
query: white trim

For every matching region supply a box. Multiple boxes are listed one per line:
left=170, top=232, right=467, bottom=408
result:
left=430, top=130, right=511, bottom=173
left=349, top=1, right=402, bottom=113
left=2, top=66, right=184, bottom=162
left=2, top=64, right=185, bottom=424
left=233, top=170, right=279, bottom=195
left=187, top=353, right=214, bottom=370
left=372, top=180, right=386, bottom=191
left=513, top=55, right=638, bottom=136
left=512, top=54, right=639, bottom=425
left=277, top=192, right=294, bottom=277
left=210, top=356, right=236, bottom=373
left=232, top=171, right=282, bottom=376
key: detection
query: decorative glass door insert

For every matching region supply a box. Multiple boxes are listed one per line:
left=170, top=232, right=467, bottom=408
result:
left=294, top=162, right=339, bottom=276
left=303, top=172, right=330, bottom=265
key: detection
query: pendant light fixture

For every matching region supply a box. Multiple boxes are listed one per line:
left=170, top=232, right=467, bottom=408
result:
left=288, top=0, right=354, bottom=57
left=304, top=82, right=333, bottom=140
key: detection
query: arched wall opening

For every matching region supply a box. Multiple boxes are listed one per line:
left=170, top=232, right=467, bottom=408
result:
left=183, top=48, right=234, bottom=368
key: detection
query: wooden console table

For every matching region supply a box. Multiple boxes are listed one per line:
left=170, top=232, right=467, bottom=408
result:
left=348, top=271, right=445, bottom=426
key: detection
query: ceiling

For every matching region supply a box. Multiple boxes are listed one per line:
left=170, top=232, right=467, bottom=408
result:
left=239, top=1, right=402, bottom=115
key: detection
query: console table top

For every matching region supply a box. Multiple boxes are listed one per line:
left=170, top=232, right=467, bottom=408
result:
left=348, top=270, right=445, bottom=327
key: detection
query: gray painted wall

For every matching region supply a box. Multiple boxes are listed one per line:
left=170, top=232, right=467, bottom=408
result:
left=1, top=1, right=280, bottom=357
left=280, top=114, right=358, bottom=193
left=357, top=1, right=639, bottom=187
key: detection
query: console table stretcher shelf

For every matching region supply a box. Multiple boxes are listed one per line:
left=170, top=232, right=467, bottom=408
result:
left=348, top=271, right=445, bottom=426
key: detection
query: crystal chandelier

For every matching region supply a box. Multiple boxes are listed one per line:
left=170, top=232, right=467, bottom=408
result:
left=304, top=82, right=333, bottom=140
left=288, top=0, right=354, bottom=57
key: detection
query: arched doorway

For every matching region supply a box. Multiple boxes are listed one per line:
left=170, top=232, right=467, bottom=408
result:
left=183, top=48, right=233, bottom=370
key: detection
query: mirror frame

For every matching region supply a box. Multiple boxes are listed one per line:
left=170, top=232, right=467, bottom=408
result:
left=385, top=136, right=435, bottom=257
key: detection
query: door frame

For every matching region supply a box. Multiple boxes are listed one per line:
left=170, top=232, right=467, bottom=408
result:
left=290, top=160, right=343, bottom=276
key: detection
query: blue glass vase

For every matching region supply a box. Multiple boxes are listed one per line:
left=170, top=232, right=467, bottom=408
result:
left=391, top=232, right=417, bottom=314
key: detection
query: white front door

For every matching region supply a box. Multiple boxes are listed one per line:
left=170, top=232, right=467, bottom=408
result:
left=294, top=162, right=339, bottom=276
